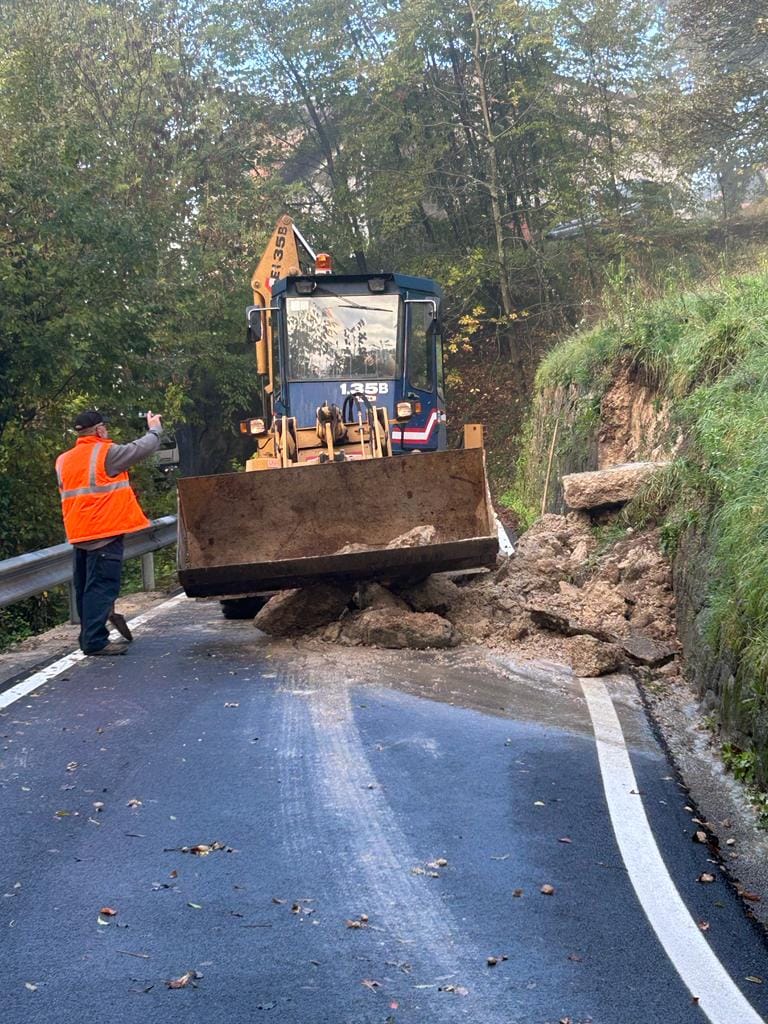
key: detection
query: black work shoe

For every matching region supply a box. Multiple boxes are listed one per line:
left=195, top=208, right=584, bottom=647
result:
left=86, top=641, right=129, bottom=657
left=109, top=612, right=133, bottom=643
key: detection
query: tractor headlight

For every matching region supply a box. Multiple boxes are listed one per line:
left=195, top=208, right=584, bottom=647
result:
left=240, top=417, right=267, bottom=436
left=396, top=401, right=413, bottom=420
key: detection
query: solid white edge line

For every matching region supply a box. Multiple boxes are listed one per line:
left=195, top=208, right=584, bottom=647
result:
left=0, top=593, right=188, bottom=712
left=581, top=677, right=764, bottom=1024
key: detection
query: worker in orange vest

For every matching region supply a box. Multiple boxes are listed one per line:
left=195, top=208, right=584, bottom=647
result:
left=55, top=410, right=164, bottom=656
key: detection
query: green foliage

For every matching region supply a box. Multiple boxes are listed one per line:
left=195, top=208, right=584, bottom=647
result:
left=498, top=490, right=537, bottom=531
left=536, top=324, right=620, bottom=390
left=721, top=743, right=768, bottom=826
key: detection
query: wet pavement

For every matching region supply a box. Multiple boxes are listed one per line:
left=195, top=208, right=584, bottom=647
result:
left=1, top=597, right=766, bottom=1023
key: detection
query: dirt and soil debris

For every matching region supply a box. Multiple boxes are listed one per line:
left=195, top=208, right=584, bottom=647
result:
left=254, top=509, right=679, bottom=677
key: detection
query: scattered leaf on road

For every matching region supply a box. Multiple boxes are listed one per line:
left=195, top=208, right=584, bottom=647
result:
left=66, top=762, right=78, bottom=773
left=426, top=858, right=448, bottom=869
left=99, top=907, right=117, bottom=916
left=256, top=1001, right=276, bottom=1010
left=697, top=873, right=715, bottom=884
left=224, top=703, right=240, bottom=708
left=272, top=897, right=286, bottom=905
left=558, top=837, right=572, bottom=844
left=693, top=831, right=707, bottom=844
left=746, top=976, right=764, bottom=985
left=486, top=955, right=508, bottom=967
left=361, top=979, right=381, bottom=991
left=540, top=884, right=555, bottom=895
left=345, top=915, right=369, bottom=928
left=187, top=903, right=202, bottom=910
left=439, top=984, right=469, bottom=996
left=24, top=983, right=37, bottom=992
left=127, top=798, right=142, bottom=809
left=698, top=921, right=710, bottom=932
left=166, top=970, right=203, bottom=989
left=512, top=889, right=524, bottom=898
left=739, top=889, right=762, bottom=903
left=567, top=953, right=583, bottom=963
left=167, top=973, right=192, bottom=989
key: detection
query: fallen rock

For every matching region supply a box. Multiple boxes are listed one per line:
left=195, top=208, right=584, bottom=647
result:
left=333, top=542, right=373, bottom=555
left=398, top=575, right=460, bottom=616
left=386, top=525, right=437, bottom=549
left=620, top=635, right=676, bottom=667
left=254, top=584, right=353, bottom=636
left=527, top=604, right=616, bottom=644
left=562, top=462, right=668, bottom=510
left=357, top=583, right=409, bottom=612
left=338, top=608, right=456, bottom=649
left=507, top=620, right=530, bottom=642
left=569, top=636, right=623, bottom=677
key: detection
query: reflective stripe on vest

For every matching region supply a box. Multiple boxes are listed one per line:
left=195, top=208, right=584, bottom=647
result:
left=55, top=438, right=150, bottom=544
left=58, top=443, right=130, bottom=500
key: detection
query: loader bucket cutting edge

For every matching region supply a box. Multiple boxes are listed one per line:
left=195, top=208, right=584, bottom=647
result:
left=176, top=448, right=498, bottom=597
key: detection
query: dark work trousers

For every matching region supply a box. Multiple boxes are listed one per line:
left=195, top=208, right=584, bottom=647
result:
left=73, top=536, right=124, bottom=654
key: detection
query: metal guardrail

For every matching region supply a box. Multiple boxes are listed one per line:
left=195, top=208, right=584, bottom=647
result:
left=0, top=516, right=177, bottom=621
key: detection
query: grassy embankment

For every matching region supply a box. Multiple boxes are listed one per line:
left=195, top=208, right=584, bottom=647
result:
left=503, top=260, right=768, bottom=795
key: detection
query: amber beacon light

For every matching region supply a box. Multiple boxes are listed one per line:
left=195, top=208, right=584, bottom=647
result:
left=315, top=253, right=333, bottom=274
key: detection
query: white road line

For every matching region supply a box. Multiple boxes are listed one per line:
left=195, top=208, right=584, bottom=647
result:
left=0, top=593, right=188, bottom=712
left=582, top=677, right=764, bottom=1024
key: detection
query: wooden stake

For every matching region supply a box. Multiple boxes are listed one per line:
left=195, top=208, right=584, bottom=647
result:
left=541, top=416, right=561, bottom=515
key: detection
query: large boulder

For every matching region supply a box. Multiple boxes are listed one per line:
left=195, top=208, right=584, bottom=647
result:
left=562, top=462, right=668, bottom=510
left=357, top=583, right=410, bottom=612
left=569, top=636, right=623, bottom=677
left=386, top=525, right=437, bottom=549
left=338, top=608, right=456, bottom=649
left=254, top=584, right=353, bottom=637
left=398, top=575, right=460, bottom=616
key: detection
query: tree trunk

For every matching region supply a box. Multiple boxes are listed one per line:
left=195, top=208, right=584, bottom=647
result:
left=467, top=0, right=514, bottom=318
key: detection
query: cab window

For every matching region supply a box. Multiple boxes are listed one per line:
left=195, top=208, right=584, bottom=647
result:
left=407, top=303, right=433, bottom=391
left=435, top=331, right=445, bottom=399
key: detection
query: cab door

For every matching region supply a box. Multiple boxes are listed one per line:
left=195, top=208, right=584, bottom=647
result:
left=393, top=295, right=442, bottom=452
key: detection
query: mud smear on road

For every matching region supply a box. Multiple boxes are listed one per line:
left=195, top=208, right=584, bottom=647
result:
left=261, top=636, right=614, bottom=743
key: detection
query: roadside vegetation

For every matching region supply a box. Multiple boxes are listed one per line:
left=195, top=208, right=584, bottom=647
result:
left=505, top=258, right=768, bottom=787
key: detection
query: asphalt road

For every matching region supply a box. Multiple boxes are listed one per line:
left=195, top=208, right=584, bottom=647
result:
left=1, top=596, right=766, bottom=1024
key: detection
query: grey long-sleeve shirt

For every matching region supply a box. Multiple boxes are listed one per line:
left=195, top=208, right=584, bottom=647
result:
left=74, top=429, right=163, bottom=550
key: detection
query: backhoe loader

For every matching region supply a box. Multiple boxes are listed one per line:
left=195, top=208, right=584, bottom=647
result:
left=176, top=216, right=498, bottom=605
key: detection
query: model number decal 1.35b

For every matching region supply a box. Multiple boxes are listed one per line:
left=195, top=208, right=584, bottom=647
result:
left=339, top=382, right=390, bottom=396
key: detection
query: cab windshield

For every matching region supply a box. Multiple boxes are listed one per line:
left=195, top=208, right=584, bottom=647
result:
left=285, top=293, right=399, bottom=380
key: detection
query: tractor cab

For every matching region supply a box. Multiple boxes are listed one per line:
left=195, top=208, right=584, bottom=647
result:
left=241, top=271, right=446, bottom=468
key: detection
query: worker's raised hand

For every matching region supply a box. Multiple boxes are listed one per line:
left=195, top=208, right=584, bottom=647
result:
left=146, top=410, right=163, bottom=432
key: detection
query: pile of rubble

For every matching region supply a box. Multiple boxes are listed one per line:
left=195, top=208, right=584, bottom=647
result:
left=252, top=462, right=679, bottom=678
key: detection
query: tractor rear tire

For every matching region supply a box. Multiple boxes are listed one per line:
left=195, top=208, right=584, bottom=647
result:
left=219, top=596, right=269, bottom=620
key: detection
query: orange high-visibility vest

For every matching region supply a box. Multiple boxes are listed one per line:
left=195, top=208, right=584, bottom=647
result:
left=55, top=436, right=150, bottom=544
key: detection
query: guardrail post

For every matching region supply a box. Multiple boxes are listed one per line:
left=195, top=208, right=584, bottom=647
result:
left=68, top=580, right=80, bottom=625
left=141, top=552, right=155, bottom=591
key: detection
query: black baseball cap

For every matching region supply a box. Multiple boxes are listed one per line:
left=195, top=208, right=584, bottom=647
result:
left=74, top=410, right=107, bottom=431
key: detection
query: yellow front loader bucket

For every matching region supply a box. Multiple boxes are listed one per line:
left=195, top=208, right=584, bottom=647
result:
left=176, top=448, right=498, bottom=597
